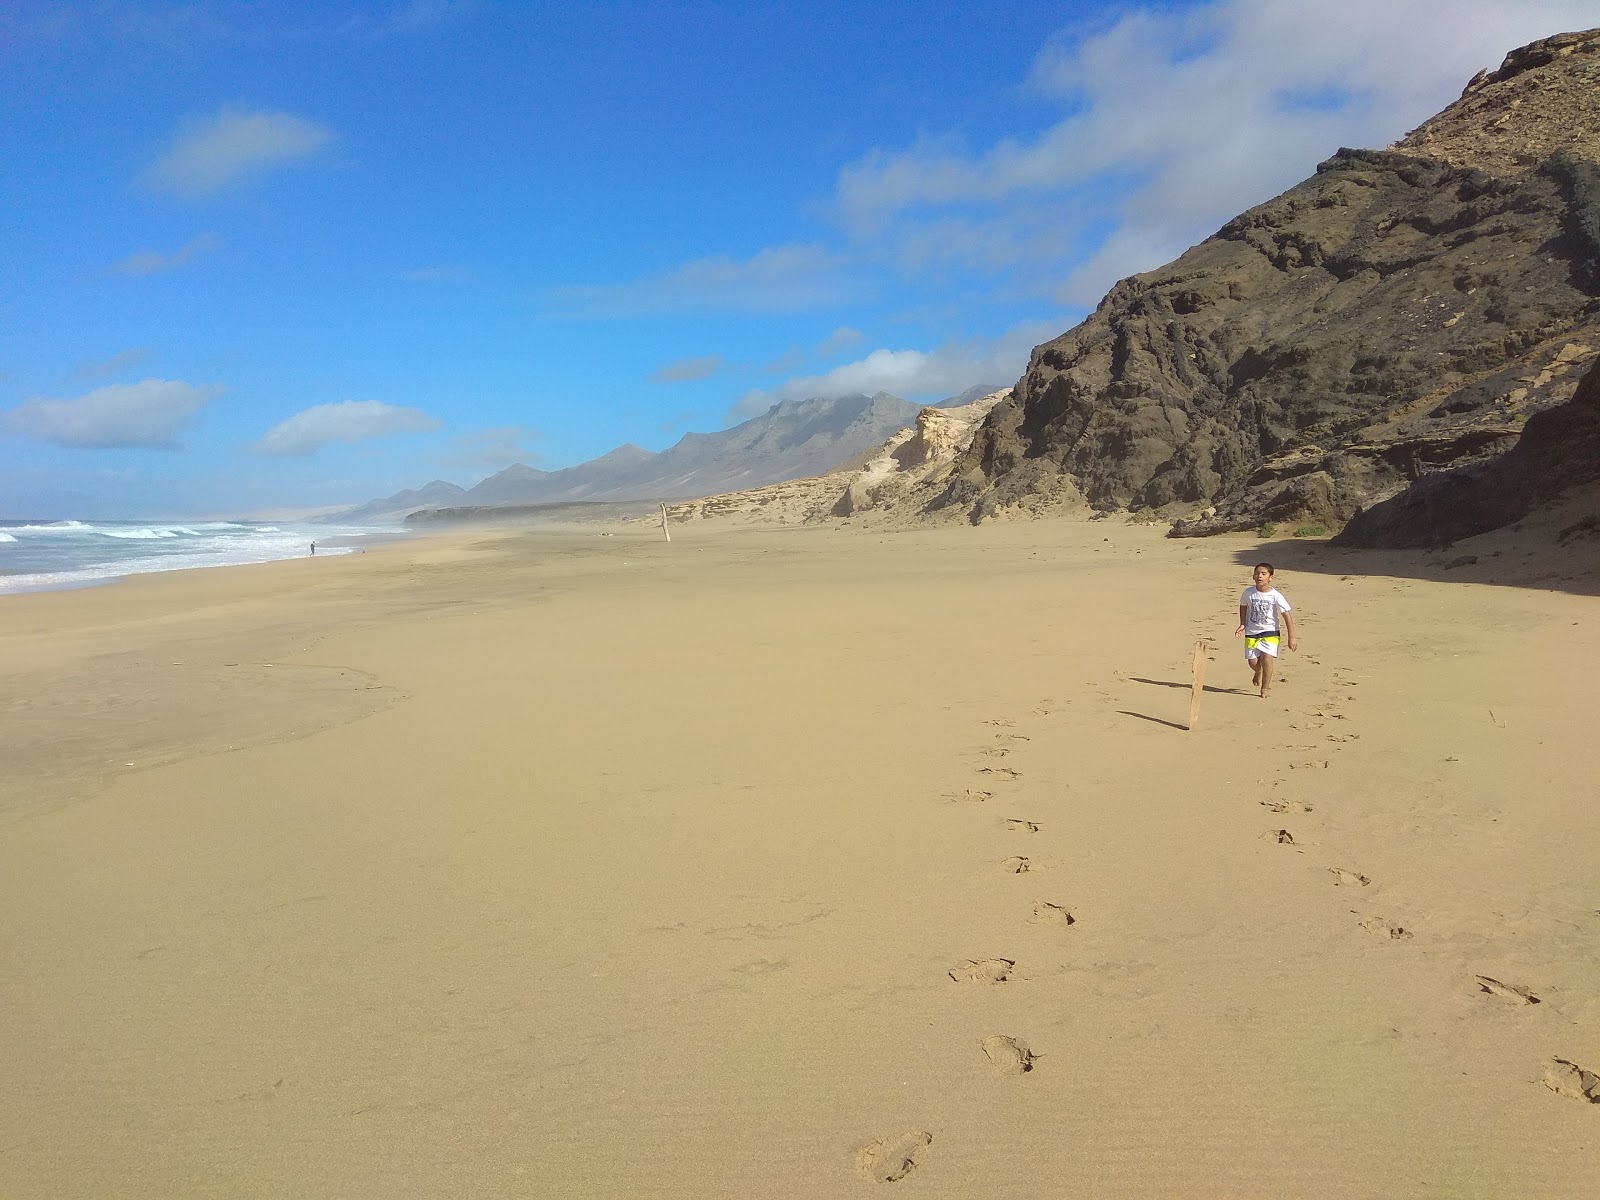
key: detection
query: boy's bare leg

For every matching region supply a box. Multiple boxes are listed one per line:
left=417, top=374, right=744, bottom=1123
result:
left=1259, top=655, right=1274, bottom=698
left=1250, top=655, right=1262, bottom=687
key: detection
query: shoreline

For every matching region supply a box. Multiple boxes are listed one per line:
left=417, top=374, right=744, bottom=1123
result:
left=2, top=515, right=1596, bottom=1197
left=0, top=524, right=413, bottom=598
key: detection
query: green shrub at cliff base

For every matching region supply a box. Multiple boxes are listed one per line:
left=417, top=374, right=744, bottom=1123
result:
left=1258, top=521, right=1278, bottom=538
left=1293, top=524, right=1327, bottom=537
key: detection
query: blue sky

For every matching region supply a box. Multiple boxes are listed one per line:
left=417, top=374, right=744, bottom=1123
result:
left=4, top=0, right=1597, bottom=518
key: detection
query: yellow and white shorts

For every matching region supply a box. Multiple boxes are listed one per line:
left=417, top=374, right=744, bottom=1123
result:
left=1244, top=632, right=1280, bottom=661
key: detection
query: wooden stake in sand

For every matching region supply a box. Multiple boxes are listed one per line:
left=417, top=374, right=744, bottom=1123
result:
left=660, top=503, right=671, bottom=543
left=1187, top=639, right=1209, bottom=730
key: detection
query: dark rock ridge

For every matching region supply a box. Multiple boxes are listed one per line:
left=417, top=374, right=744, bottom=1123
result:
left=932, top=28, right=1600, bottom=535
left=1333, top=355, right=1600, bottom=546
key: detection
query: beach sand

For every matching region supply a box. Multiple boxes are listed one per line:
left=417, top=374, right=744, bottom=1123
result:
left=3, top=517, right=1597, bottom=1198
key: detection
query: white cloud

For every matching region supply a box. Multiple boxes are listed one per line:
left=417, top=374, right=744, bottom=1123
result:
left=254, top=400, right=440, bottom=456
left=730, top=320, right=1057, bottom=419
left=834, top=0, right=1600, bottom=303
left=557, top=244, right=862, bottom=315
left=142, top=109, right=333, bottom=198
left=5, top=378, right=219, bottom=448
left=109, top=232, right=223, bottom=275
left=441, top=426, right=542, bottom=470
left=650, top=355, right=724, bottom=383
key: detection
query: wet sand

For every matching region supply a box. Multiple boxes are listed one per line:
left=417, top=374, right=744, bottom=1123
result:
left=2, top=517, right=1597, bottom=1198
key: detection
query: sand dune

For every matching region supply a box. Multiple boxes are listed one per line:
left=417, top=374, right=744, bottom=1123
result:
left=2, top=518, right=1597, bottom=1197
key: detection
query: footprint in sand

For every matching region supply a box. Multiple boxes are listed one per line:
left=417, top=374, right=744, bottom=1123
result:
left=1329, top=868, right=1370, bottom=887
left=994, top=733, right=1031, bottom=743
left=950, top=957, right=1015, bottom=984
left=1358, top=916, right=1413, bottom=940
left=1262, top=828, right=1296, bottom=844
left=979, top=767, right=1022, bottom=780
left=1260, top=798, right=1314, bottom=814
left=1005, top=818, right=1042, bottom=833
left=1475, top=975, right=1540, bottom=1005
left=855, top=1131, right=933, bottom=1182
left=980, top=747, right=1012, bottom=759
left=949, top=788, right=992, bottom=803
left=1031, top=901, right=1074, bottom=926
left=981, top=1035, right=1035, bottom=1076
left=1290, top=760, right=1330, bottom=770
left=984, top=718, right=1016, bottom=728
left=1002, top=856, right=1032, bottom=874
left=1544, top=1058, right=1600, bottom=1102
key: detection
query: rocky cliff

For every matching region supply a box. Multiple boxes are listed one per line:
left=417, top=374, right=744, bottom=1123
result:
left=931, top=29, right=1600, bottom=536
left=1332, top=354, right=1600, bottom=546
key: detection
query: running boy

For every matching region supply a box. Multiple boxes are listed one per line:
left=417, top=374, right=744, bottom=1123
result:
left=1234, top=562, right=1296, bottom=697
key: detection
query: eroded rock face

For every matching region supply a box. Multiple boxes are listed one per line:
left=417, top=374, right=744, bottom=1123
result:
left=1333, top=355, right=1600, bottom=546
left=830, top=389, right=1016, bottom=518
left=934, top=29, right=1600, bottom=534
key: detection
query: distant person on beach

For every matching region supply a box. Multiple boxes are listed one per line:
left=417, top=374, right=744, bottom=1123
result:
left=1234, top=562, right=1295, bottom=697
left=310, top=542, right=316, bottom=556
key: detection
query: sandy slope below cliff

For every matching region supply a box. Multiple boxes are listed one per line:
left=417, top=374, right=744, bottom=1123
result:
left=1, top=520, right=1597, bottom=1198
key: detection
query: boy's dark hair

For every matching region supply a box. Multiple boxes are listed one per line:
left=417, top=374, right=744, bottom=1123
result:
left=1254, top=562, right=1275, bottom=574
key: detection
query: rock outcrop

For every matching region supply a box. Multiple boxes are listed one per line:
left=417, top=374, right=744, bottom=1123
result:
left=929, top=29, right=1600, bottom=536
left=1333, top=354, right=1600, bottom=546
left=655, top=390, right=1018, bottom=527
left=832, top=390, right=1012, bottom=517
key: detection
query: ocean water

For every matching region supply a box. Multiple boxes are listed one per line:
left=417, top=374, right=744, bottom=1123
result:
left=0, top=519, right=402, bottom=594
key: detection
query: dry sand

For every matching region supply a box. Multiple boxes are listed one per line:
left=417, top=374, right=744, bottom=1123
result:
left=2, top=517, right=1598, bottom=1198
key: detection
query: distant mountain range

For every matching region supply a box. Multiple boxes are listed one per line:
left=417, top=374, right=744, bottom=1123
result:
left=327, top=388, right=997, bottom=523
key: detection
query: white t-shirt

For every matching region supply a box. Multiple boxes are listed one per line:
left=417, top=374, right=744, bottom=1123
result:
left=1240, top=586, right=1291, bottom=635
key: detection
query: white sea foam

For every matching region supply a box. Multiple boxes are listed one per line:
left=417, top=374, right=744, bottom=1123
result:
left=0, top=518, right=401, bottom=594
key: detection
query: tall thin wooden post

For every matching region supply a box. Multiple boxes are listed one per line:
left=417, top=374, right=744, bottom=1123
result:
left=1187, top=640, right=1208, bottom=730
left=660, top=503, right=671, bottom=543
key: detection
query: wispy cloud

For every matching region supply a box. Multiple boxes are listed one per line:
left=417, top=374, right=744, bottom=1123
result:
left=556, top=244, right=862, bottom=316
left=833, top=0, right=1599, bottom=303
left=441, top=426, right=542, bottom=470
left=254, top=400, right=440, bottom=456
left=11, top=1, right=476, bottom=48
left=73, top=347, right=152, bottom=383
left=382, top=0, right=480, bottom=36
left=730, top=320, right=1055, bottom=420
left=650, top=355, right=724, bottom=383
left=5, top=378, right=220, bottom=448
left=108, top=232, right=223, bottom=276
left=763, top=326, right=868, bottom=375
left=142, top=109, right=333, bottom=199
left=817, top=326, right=864, bottom=357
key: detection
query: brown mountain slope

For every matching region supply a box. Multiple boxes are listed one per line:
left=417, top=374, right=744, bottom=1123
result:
left=928, top=28, right=1600, bottom=535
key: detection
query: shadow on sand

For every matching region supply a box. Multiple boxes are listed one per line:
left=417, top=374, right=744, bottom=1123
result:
left=1129, top=677, right=1252, bottom=696
left=1221, top=534, right=1600, bottom=598
left=1116, top=710, right=1190, bottom=732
